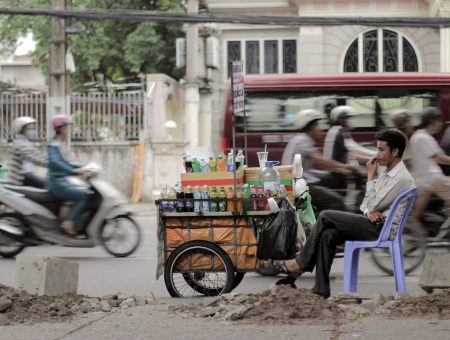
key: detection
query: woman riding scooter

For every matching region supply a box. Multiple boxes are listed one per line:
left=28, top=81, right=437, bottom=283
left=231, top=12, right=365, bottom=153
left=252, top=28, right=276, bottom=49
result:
left=47, top=115, right=88, bottom=236
left=8, top=116, right=47, bottom=188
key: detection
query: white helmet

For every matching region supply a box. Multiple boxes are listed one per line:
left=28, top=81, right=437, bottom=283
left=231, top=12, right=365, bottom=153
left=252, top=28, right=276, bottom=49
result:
left=330, top=106, right=357, bottom=124
left=294, top=109, right=324, bottom=130
left=390, top=109, right=411, bottom=128
left=12, top=116, right=36, bottom=134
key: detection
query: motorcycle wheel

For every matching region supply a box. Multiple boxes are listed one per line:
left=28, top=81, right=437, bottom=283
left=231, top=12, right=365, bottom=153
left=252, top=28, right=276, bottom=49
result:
left=100, top=216, right=141, bottom=257
left=0, top=213, right=26, bottom=258
left=370, top=221, right=426, bottom=275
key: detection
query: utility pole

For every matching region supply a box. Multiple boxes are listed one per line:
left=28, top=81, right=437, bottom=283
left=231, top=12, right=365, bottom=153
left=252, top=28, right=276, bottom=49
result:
left=48, top=0, right=69, bottom=140
left=184, top=0, right=199, bottom=148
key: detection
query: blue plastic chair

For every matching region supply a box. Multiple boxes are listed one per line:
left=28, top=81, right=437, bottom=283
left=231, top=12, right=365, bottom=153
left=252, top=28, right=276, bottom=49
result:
left=343, top=187, right=418, bottom=294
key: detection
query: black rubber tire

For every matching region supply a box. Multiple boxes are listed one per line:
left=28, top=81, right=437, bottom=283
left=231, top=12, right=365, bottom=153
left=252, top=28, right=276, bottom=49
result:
left=100, top=216, right=141, bottom=258
left=0, top=213, right=27, bottom=258
left=164, top=240, right=235, bottom=298
left=233, top=272, right=246, bottom=290
left=370, top=222, right=426, bottom=275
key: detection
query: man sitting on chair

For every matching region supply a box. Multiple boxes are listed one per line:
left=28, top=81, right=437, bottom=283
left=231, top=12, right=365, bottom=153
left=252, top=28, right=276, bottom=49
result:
left=274, top=128, right=415, bottom=299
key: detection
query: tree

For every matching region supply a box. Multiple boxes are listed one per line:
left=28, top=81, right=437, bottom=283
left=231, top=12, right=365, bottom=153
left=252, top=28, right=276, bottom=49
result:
left=0, top=0, right=184, bottom=89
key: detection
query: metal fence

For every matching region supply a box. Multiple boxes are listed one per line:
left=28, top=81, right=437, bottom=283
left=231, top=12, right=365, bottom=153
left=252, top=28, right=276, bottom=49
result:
left=0, top=91, right=145, bottom=143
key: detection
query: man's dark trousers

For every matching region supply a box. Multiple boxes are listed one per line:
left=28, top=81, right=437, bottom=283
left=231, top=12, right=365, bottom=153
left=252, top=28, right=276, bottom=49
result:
left=296, top=210, right=382, bottom=298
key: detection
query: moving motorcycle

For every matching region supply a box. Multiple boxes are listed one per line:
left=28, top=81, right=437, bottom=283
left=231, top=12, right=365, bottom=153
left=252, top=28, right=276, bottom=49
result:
left=0, top=164, right=141, bottom=258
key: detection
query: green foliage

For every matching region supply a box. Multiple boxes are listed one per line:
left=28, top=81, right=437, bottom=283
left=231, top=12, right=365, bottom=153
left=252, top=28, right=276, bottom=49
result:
left=0, top=0, right=184, bottom=88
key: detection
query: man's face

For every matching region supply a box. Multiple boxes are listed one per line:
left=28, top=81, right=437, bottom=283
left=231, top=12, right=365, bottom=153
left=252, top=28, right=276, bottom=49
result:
left=376, top=140, right=397, bottom=167
left=432, top=119, right=443, bottom=134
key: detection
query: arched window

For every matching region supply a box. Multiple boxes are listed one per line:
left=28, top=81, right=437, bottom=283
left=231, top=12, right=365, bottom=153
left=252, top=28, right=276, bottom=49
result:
left=343, top=29, right=419, bottom=73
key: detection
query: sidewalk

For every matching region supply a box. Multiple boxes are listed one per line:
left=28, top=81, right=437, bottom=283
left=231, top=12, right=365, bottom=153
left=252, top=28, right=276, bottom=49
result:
left=2, top=297, right=450, bottom=340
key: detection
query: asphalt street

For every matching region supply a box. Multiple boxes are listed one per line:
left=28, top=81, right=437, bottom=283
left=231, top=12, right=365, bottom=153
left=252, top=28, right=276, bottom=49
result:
left=0, top=207, right=426, bottom=298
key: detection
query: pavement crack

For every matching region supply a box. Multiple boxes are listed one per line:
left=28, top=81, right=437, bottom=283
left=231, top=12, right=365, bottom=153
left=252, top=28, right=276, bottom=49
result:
left=330, top=321, right=341, bottom=340
left=52, top=313, right=111, bottom=340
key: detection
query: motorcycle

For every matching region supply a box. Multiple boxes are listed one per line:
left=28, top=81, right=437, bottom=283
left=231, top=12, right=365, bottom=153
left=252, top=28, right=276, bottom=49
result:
left=0, top=164, right=141, bottom=258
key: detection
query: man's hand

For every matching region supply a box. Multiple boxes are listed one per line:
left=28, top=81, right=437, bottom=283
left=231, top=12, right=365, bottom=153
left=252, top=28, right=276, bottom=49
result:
left=367, top=211, right=384, bottom=223
left=73, top=168, right=86, bottom=175
left=366, top=156, right=378, bottom=181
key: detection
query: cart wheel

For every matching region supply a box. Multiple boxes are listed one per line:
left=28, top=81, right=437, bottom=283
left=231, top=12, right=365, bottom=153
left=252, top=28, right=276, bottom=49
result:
left=164, top=240, right=235, bottom=298
left=233, top=272, right=246, bottom=290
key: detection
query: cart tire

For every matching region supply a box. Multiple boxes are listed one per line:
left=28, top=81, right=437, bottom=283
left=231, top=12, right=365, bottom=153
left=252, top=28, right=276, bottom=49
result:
left=164, top=240, right=235, bottom=298
left=233, top=272, right=246, bottom=290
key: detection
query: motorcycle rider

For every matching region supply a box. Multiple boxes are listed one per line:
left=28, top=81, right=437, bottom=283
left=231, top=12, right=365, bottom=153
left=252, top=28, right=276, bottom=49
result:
left=390, top=109, right=414, bottom=138
left=7, top=116, right=47, bottom=188
left=409, top=107, right=450, bottom=224
left=47, top=115, right=88, bottom=236
left=323, top=105, right=376, bottom=165
left=281, top=109, right=353, bottom=212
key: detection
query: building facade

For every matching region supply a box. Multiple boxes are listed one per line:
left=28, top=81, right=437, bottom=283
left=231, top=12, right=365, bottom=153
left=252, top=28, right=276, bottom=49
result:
left=196, top=0, right=450, bottom=150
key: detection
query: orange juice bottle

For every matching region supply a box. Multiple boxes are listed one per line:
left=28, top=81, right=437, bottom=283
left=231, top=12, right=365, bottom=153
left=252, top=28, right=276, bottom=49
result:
left=226, top=187, right=235, bottom=212
left=217, top=153, right=227, bottom=172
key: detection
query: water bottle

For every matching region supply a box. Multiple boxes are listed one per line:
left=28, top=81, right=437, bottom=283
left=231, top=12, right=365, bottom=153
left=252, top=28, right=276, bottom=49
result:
left=226, top=152, right=234, bottom=172
left=201, top=185, right=210, bottom=212
left=167, top=187, right=177, bottom=212
left=200, top=158, right=210, bottom=172
left=193, top=186, right=202, bottom=212
left=218, top=187, right=227, bottom=212
left=160, top=189, right=169, bottom=212
left=259, top=161, right=281, bottom=192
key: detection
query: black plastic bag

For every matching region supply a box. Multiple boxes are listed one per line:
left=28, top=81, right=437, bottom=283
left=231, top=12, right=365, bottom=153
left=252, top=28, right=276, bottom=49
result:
left=257, top=199, right=298, bottom=260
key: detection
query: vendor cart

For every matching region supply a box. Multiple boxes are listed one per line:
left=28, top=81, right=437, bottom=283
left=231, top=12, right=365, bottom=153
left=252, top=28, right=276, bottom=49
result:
left=155, top=61, right=313, bottom=297
left=155, top=202, right=279, bottom=297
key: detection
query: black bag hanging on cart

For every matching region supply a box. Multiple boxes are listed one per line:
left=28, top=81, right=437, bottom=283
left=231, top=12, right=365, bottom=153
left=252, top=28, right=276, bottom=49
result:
left=257, top=199, right=298, bottom=260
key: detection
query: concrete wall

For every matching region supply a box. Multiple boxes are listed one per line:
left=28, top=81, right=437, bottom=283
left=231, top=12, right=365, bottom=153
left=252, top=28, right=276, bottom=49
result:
left=0, top=142, right=145, bottom=199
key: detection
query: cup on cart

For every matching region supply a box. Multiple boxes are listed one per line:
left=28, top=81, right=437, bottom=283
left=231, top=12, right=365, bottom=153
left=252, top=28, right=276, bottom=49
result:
left=257, top=152, right=268, bottom=168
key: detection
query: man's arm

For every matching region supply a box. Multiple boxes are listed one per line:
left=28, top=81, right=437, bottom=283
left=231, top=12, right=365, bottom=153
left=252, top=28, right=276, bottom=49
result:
left=19, top=141, right=47, bottom=167
left=433, top=153, right=450, bottom=165
left=310, top=152, right=352, bottom=175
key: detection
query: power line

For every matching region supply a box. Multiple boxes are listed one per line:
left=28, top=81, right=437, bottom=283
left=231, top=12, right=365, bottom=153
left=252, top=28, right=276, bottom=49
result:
left=0, top=7, right=449, bottom=27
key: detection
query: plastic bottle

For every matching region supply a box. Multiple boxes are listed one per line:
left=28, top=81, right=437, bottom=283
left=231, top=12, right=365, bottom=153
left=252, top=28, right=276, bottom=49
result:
left=167, top=187, right=177, bottom=212
left=250, top=185, right=258, bottom=211
left=200, top=158, right=210, bottom=172
left=226, top=187, right=235, bottom=212
left=257, top=186, right=266, bottom=211
left=226, top=152, right=234, bottom=172
left=184, top=157, right=193, bottom=173
left=236, top=188, right=244, bottom=213
left=208, top=156, right=217, bottom=172
left=184, top=186, right=194, bottom=212
left=193, top=186, right=202, bottom=212
left=201, top=185, right=210, bottom=212
left=160, top=188, right=168, bottom=212
left=265, top=190, right=272, bottom=211
left=210, top=187, right=219, bottom=212
left=259, top=161, right=281, bottom=192
left=191, top=157, right=201, bottom=173
left=217, top=153, right=227, bottom=172
left=279, top=184, right=287, bottom=199
left=176, top=186, right=185, bottom=212
left=242, top=184, right=251, bottom=212
left=236, top=149, right=245, bottom=170
left=182, top=155, right=187, bottom=172
left=218, top=187, right=227, bottom=212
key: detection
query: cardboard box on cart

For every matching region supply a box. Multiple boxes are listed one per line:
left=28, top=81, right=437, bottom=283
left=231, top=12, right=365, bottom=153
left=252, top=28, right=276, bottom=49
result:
left=244, top=165, right=294, bottom=203
left=181, top=169, right=245, bottom=191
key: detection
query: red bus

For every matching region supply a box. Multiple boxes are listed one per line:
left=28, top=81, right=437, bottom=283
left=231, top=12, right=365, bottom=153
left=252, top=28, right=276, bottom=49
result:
left=222, top=73, right=450, bottom=167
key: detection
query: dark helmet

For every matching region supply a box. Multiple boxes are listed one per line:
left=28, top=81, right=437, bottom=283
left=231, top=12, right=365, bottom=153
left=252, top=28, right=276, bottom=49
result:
left=420, top=107, right=442, bottom=128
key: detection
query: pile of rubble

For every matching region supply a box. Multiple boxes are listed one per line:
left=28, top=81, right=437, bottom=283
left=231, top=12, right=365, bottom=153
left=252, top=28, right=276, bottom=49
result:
left=170, top=285, right=343, bottom=323
left=0, top=284, right=155, bottom=326
left=170, top=285, right=450, bottom=324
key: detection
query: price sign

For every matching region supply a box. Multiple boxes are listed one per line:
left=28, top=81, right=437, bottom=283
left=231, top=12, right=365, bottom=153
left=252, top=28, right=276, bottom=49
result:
left=232, top=61, right=245, bottom=114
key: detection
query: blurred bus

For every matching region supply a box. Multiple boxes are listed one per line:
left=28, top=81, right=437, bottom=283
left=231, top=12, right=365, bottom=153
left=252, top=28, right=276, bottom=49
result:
left=222, top=73, right=450, bottom=166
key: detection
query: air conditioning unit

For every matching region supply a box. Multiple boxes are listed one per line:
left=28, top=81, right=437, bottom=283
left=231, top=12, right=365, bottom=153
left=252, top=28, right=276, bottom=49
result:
left=206, top=36, right=219, bottom=69
left=176, top=38, right=186, bottom=68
